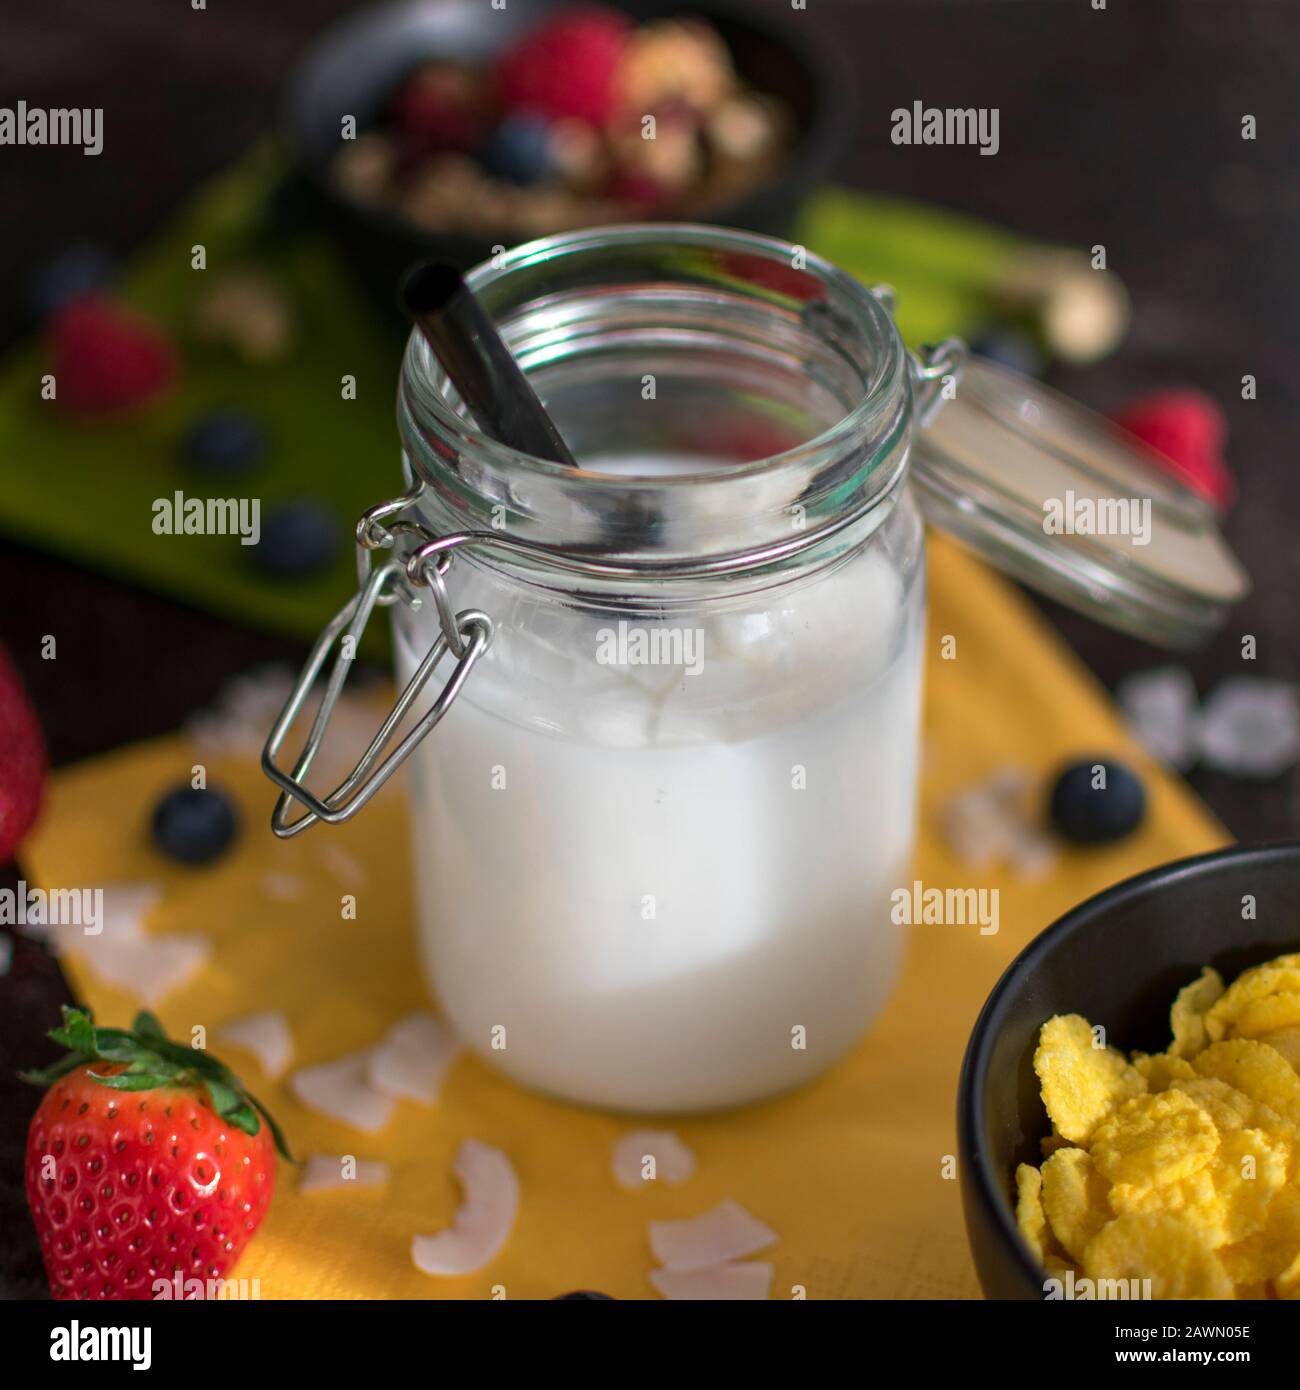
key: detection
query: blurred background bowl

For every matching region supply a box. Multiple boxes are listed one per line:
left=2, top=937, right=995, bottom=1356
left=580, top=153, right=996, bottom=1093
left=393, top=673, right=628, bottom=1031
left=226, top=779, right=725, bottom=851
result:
left=282, top=0, right=854, bottom=322
left=957, top=840, right=1300, bottom=1300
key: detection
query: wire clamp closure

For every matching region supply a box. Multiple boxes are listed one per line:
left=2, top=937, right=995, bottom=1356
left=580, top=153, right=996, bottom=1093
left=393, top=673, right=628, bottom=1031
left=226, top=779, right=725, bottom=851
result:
left=261, top=486, right=492, bottom=838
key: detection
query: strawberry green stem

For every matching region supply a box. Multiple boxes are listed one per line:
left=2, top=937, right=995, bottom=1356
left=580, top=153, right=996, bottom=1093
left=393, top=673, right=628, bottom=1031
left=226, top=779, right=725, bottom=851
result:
left=20, top=1005, right=295, bottom=1161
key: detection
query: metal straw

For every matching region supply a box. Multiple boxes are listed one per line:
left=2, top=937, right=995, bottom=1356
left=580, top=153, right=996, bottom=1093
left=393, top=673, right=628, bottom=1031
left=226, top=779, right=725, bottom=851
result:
left=400, top=261, right=578, bottom=467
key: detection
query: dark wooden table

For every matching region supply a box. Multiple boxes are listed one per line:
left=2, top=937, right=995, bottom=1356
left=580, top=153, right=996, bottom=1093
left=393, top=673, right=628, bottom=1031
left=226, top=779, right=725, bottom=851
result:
left=1, top=0, right=1297, bottom=1297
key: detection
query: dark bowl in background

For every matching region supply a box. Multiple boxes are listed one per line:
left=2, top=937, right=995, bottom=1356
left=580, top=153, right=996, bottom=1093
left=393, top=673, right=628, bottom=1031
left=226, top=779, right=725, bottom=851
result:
left=957, top=841, right=1300, bottom=1300
left=282, top=0, right=854, bottom=323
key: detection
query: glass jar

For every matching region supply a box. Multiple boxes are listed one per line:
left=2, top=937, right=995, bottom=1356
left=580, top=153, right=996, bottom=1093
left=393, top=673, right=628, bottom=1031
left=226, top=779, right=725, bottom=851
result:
left=263, top=225, right=1247, bottom=1114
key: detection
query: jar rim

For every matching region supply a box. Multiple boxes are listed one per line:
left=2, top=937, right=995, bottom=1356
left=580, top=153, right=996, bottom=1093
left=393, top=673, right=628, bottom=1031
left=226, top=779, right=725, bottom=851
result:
left=399, top=222, right=908, bottom=491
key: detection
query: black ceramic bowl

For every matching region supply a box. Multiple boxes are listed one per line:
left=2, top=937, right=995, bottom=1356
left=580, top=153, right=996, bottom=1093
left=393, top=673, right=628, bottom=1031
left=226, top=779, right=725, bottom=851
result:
left=282, top=0, right=853, bottom=321
left=958, top=841, right=1300, bottom=1300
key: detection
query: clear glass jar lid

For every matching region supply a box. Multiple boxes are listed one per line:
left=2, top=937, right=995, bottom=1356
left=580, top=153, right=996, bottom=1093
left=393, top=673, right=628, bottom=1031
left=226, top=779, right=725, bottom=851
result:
left=912, top=356, right=1249, bottom=648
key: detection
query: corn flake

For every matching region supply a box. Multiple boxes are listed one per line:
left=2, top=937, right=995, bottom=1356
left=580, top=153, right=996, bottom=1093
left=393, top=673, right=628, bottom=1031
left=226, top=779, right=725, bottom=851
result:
left=1169, top=967, right=1224, bottom=1059
left=1040, top=1146, right=1111, bottom=1262
left=1082, top=1212, right=1234, bottom=1300
left=1112, top=1129, right=1288, bottom=1249
left=1024, top=954, right=1300, bottom=1300
left=1132, top=1051, right=1196, bottom=1091
left=1205, top=956, right=1300, bottom=1042
left=1219, top=1187, right=1300, bottom=1286
left=1014, top=1162, right=1053, bottom=1266
left=1277, top=1249, right=1300, bottom=1299
left=1034, top=1014, right=1146, bottom=1144
left=1194, top=1038, right=1300, bottom=1129
left=1230, top=990, right=1300, bottom=1039
left=1092, top=1091, right=1219, bottom=1188
left=1168, top=1076, right=1286, bottom=1138
left=1260, top=1027, right=1300, bottom=1072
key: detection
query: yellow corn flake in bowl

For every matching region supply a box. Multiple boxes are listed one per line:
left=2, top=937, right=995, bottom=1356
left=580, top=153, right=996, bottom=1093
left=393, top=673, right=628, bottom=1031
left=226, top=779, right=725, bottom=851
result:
left=1194, top=1038, right=1300, bottom=1129
left=1082, top=1212, right=1234, bottom=1300
left=1204, top=956, right=1300, bottom=1042
left=1132, top=1050, right=1196, bottom=1091
left=1169, top=966, right=1224, bottom=1059
left=1260, top=1027, right=1300, bottom=1071
left=1014, top=1162, right=1055, bottom=1267
left=1033, top=1014, right=1147, bottom=1144
left=1018, top=952, right=1300, bottom=1300
left=1040, top=1146, right=1112, bottom=1263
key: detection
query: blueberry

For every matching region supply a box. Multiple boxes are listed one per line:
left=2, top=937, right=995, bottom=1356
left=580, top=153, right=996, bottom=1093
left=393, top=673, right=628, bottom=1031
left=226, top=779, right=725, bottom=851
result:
left=28, top=241, right=115, bottom=319
left=968, top=327, right=1045, bottom=379
left=253, top=500, right=339, bottom=580
left=182, top=410, right=266, bottom=478
left=483, top=116, right=554, bottom=185
left=552, top=1290, right=614, bottom=1300
left=1048, top=758, right=1146, bottom=844
left=151, top=785, right=239, bottom=866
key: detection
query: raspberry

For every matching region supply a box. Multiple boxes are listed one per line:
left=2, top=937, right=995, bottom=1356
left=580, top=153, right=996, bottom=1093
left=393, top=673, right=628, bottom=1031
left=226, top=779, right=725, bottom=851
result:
left=0, top=644, right=46, bottom=864
left=495, top=6, right=631, bottom=125
left=390, top=63, right=492, bottom=156
left=48, top=295, right=178, bottom=415
left=1113, top=389, right=1234, bottom=511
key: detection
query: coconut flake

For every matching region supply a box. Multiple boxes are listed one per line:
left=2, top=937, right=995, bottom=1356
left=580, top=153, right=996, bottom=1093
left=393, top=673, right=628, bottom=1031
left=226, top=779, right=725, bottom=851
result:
left=261, top=872, right=306, bottom=903
left=367, top=1012, right=462, bottom=1104
left=74, top=934, right=210, bottom=1005
left=941, top=777, right=1023, bottom=869
left=45, top=880, right=161, bottom=948
left=47, top=883, right=206, bottom=1005
left=411, top=1139, right=519, bottom=1276
left=1117, top=666, right=1199, bottom=769
left=1008, top=829, right=1060, bottom=880
left=649, top=1200, right=777, bottom=1271
left=611, top=1130, right=696, bottom=1189
left=317, top=842, right=365, bottom=890
left=217, top=1010, right=294, bottom=1080
left=941, top=768, right=1055, bottom=878
left=649, top=1262, right=773, bottom=1301
left=185, top=665, right=296, bottom=763
left=290, top=1051, right=395, bottom=1133
left=1197, top=677, right=1300, bottom=778
left=97, top=881, right=163, bottom=940
left=298, top=1153, right=390, bottom=1194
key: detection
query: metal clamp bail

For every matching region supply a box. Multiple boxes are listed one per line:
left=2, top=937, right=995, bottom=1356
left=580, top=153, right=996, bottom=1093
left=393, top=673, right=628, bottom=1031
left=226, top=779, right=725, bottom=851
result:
left=261, top=553, right=492, bottom=838
left=910, top=337, right=968, bottom=428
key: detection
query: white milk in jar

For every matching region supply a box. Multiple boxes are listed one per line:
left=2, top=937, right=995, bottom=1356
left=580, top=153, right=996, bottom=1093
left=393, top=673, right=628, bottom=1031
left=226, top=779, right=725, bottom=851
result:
left=395, top=450, right=925, bottom=1111
left=264, top=226, right=1250, bottom=1113
left=379, top=217, right=931, bottom=1113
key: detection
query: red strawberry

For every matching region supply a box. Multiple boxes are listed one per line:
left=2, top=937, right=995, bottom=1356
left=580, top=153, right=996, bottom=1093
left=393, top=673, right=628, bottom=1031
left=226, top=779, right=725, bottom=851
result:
left=496, top=6, right=630, bottom=125
left=23, top=1007, right=291, bottom=1300
left=48, top=295, right=178, bottom=415
left=0, top=643, right=46, bottom=863
left=1113, top=389, right=1234, bottom=511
